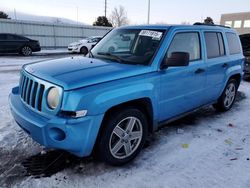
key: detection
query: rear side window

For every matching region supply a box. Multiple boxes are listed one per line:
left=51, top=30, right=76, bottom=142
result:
left=205, top=32, right=225, bottom=59
left=226, top=33, right=241, bottom=54
left=167, top=32, right=201, bottom=61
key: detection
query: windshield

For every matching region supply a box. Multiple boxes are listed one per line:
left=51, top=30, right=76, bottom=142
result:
left=91, top=29, right=165, bottom=65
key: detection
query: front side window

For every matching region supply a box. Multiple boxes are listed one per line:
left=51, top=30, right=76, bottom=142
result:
left=6, top=34, right=25, bottom=40
left=167, top=32, right=201, bottom=61
left=91, top=29, right=165, bottom=65
left=205, top=32, right=225, bottom=59
left=6, top=34, right=15, bottom=40
left=88, top=37, right=99, bottom=43
left=226, top=32, right=241, bottom=55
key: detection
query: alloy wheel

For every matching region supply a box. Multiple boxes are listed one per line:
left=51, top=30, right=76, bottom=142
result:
left=224, top=82, right=236, bottom=108
left=109, top=117, right=143, bottom=159
left=22, top=46, right=32, bottom=56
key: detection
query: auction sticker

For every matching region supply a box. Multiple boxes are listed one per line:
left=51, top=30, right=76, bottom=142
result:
left=139, top=30, right=163, bottom=40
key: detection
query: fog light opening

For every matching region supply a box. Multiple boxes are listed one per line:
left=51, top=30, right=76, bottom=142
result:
left=49, top=128, right=66, bottom=141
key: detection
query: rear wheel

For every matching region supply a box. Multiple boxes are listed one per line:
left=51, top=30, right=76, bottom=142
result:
left=21, top=46, right=32, bottom=56
left=80, top=46, right=88, bottom=55
left=213, top=79, right=238, bottom=111
left=97, top=108, right=148, bottom=166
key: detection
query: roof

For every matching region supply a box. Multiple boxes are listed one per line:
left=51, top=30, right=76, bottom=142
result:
left=119, top=24, right=236, bottom=32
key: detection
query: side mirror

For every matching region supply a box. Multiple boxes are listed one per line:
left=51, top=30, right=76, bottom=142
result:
left=161, top=52, right=190, bottom=69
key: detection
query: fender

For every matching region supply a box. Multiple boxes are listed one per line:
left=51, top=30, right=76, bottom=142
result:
left=61, top=73, right=160, bottom=122
left=219, top=63, right=243, bottom=97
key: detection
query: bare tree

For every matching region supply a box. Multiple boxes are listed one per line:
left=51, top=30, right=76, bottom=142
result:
left=110, top=6, right=129, bottom=27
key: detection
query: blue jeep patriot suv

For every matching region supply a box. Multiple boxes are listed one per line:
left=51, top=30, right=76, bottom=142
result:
left=9, top=24, right=244, bottom=165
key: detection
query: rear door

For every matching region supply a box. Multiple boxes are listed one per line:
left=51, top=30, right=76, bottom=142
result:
left=159, top=31, right=207, bottom=121
left=203, top=31, right=229, bottom=102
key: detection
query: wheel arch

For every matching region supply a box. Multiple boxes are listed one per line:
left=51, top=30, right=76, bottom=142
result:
left=101, top=98, right=154, bottom=134
left=80, top=46, right=89, bottom=53
left=228, top=73, right=241, bottom=88
left=92, top=97, right=155, bottom=154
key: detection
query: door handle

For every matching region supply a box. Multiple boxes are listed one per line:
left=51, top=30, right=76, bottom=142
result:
left=222, top=63, right=228, bottom=68
left=195, top=68, right=205, bottom=74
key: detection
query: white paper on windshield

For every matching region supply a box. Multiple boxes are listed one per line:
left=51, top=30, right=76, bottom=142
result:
left=139, top=30, right=163, bottom=40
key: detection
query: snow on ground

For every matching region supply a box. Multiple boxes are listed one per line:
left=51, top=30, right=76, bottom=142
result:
left=0, top=55, right=250, bottom=188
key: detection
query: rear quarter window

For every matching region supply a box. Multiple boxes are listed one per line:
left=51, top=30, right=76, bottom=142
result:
left=226, top=33, right=241, bottom=55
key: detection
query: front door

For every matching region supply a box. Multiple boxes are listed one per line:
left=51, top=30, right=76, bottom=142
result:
left=159, top=31, right=206, bottom=121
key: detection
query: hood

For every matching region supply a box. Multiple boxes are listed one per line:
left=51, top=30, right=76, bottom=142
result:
left=69, top=40, right=87, bottom=46
left=24, top=57, right=152, bottom=90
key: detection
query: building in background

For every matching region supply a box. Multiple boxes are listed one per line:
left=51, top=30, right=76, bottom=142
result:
left=220, top=12, right=250, bottom=35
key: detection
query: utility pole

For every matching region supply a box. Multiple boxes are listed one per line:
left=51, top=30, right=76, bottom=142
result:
left=147, top=0, right=150, bottom=24
left=76, top=6, right=79, bottom=25
left=14, top=8, right=17, bottom=20
left=104, top=0, right=107, bottom=18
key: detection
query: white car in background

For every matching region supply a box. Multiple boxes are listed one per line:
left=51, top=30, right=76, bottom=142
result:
left=68, top=36, right=102, bottom=55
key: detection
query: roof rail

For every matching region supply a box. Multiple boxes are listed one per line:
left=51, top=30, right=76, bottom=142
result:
left=193, top=22, right=230, bottom=28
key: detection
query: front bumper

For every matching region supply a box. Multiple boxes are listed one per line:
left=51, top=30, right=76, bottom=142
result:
left=32, top=46, right=41, bottom=52
left=68, top=46, right=79, bottom=53
left=9, top=87, right=104, bottom=157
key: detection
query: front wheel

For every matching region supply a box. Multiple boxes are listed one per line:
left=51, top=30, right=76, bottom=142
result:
left=213, top=79, right=238, bottom=111
left=80, top=46, right=88, bottom=55
left=21, top=46, right=32, bottom=56
left=97, top=108, right=148, bottom=166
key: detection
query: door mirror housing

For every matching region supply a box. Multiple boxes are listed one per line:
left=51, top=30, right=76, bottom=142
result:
left=161, top=52, right=190, bottom=69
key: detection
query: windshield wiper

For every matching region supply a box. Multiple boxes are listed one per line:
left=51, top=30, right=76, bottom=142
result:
left=97, top=52, right=122, bottom=63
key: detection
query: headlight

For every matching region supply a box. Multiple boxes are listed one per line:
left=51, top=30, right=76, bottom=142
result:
left=47, top=87, right=60, bottom=109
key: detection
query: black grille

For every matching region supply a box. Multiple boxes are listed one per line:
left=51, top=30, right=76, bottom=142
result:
left=20, top=73, right=45, bottom=111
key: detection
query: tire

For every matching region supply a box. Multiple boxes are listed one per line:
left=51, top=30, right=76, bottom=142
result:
left=20, top=46, right=32, bottom=56
left=96, top=107, right=148, bottom=166
left=213, top=79, right=238, bottom=111
left=80, top=46, right=88, bottom=55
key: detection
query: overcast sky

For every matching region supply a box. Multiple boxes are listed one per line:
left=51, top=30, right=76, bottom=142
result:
left=2, top=0, right=250, bottom=25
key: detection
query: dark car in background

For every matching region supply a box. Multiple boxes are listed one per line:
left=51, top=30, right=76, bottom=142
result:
left=0, top=33, right=41, bottom=56
left=240, top=34, right=250, bottom=80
